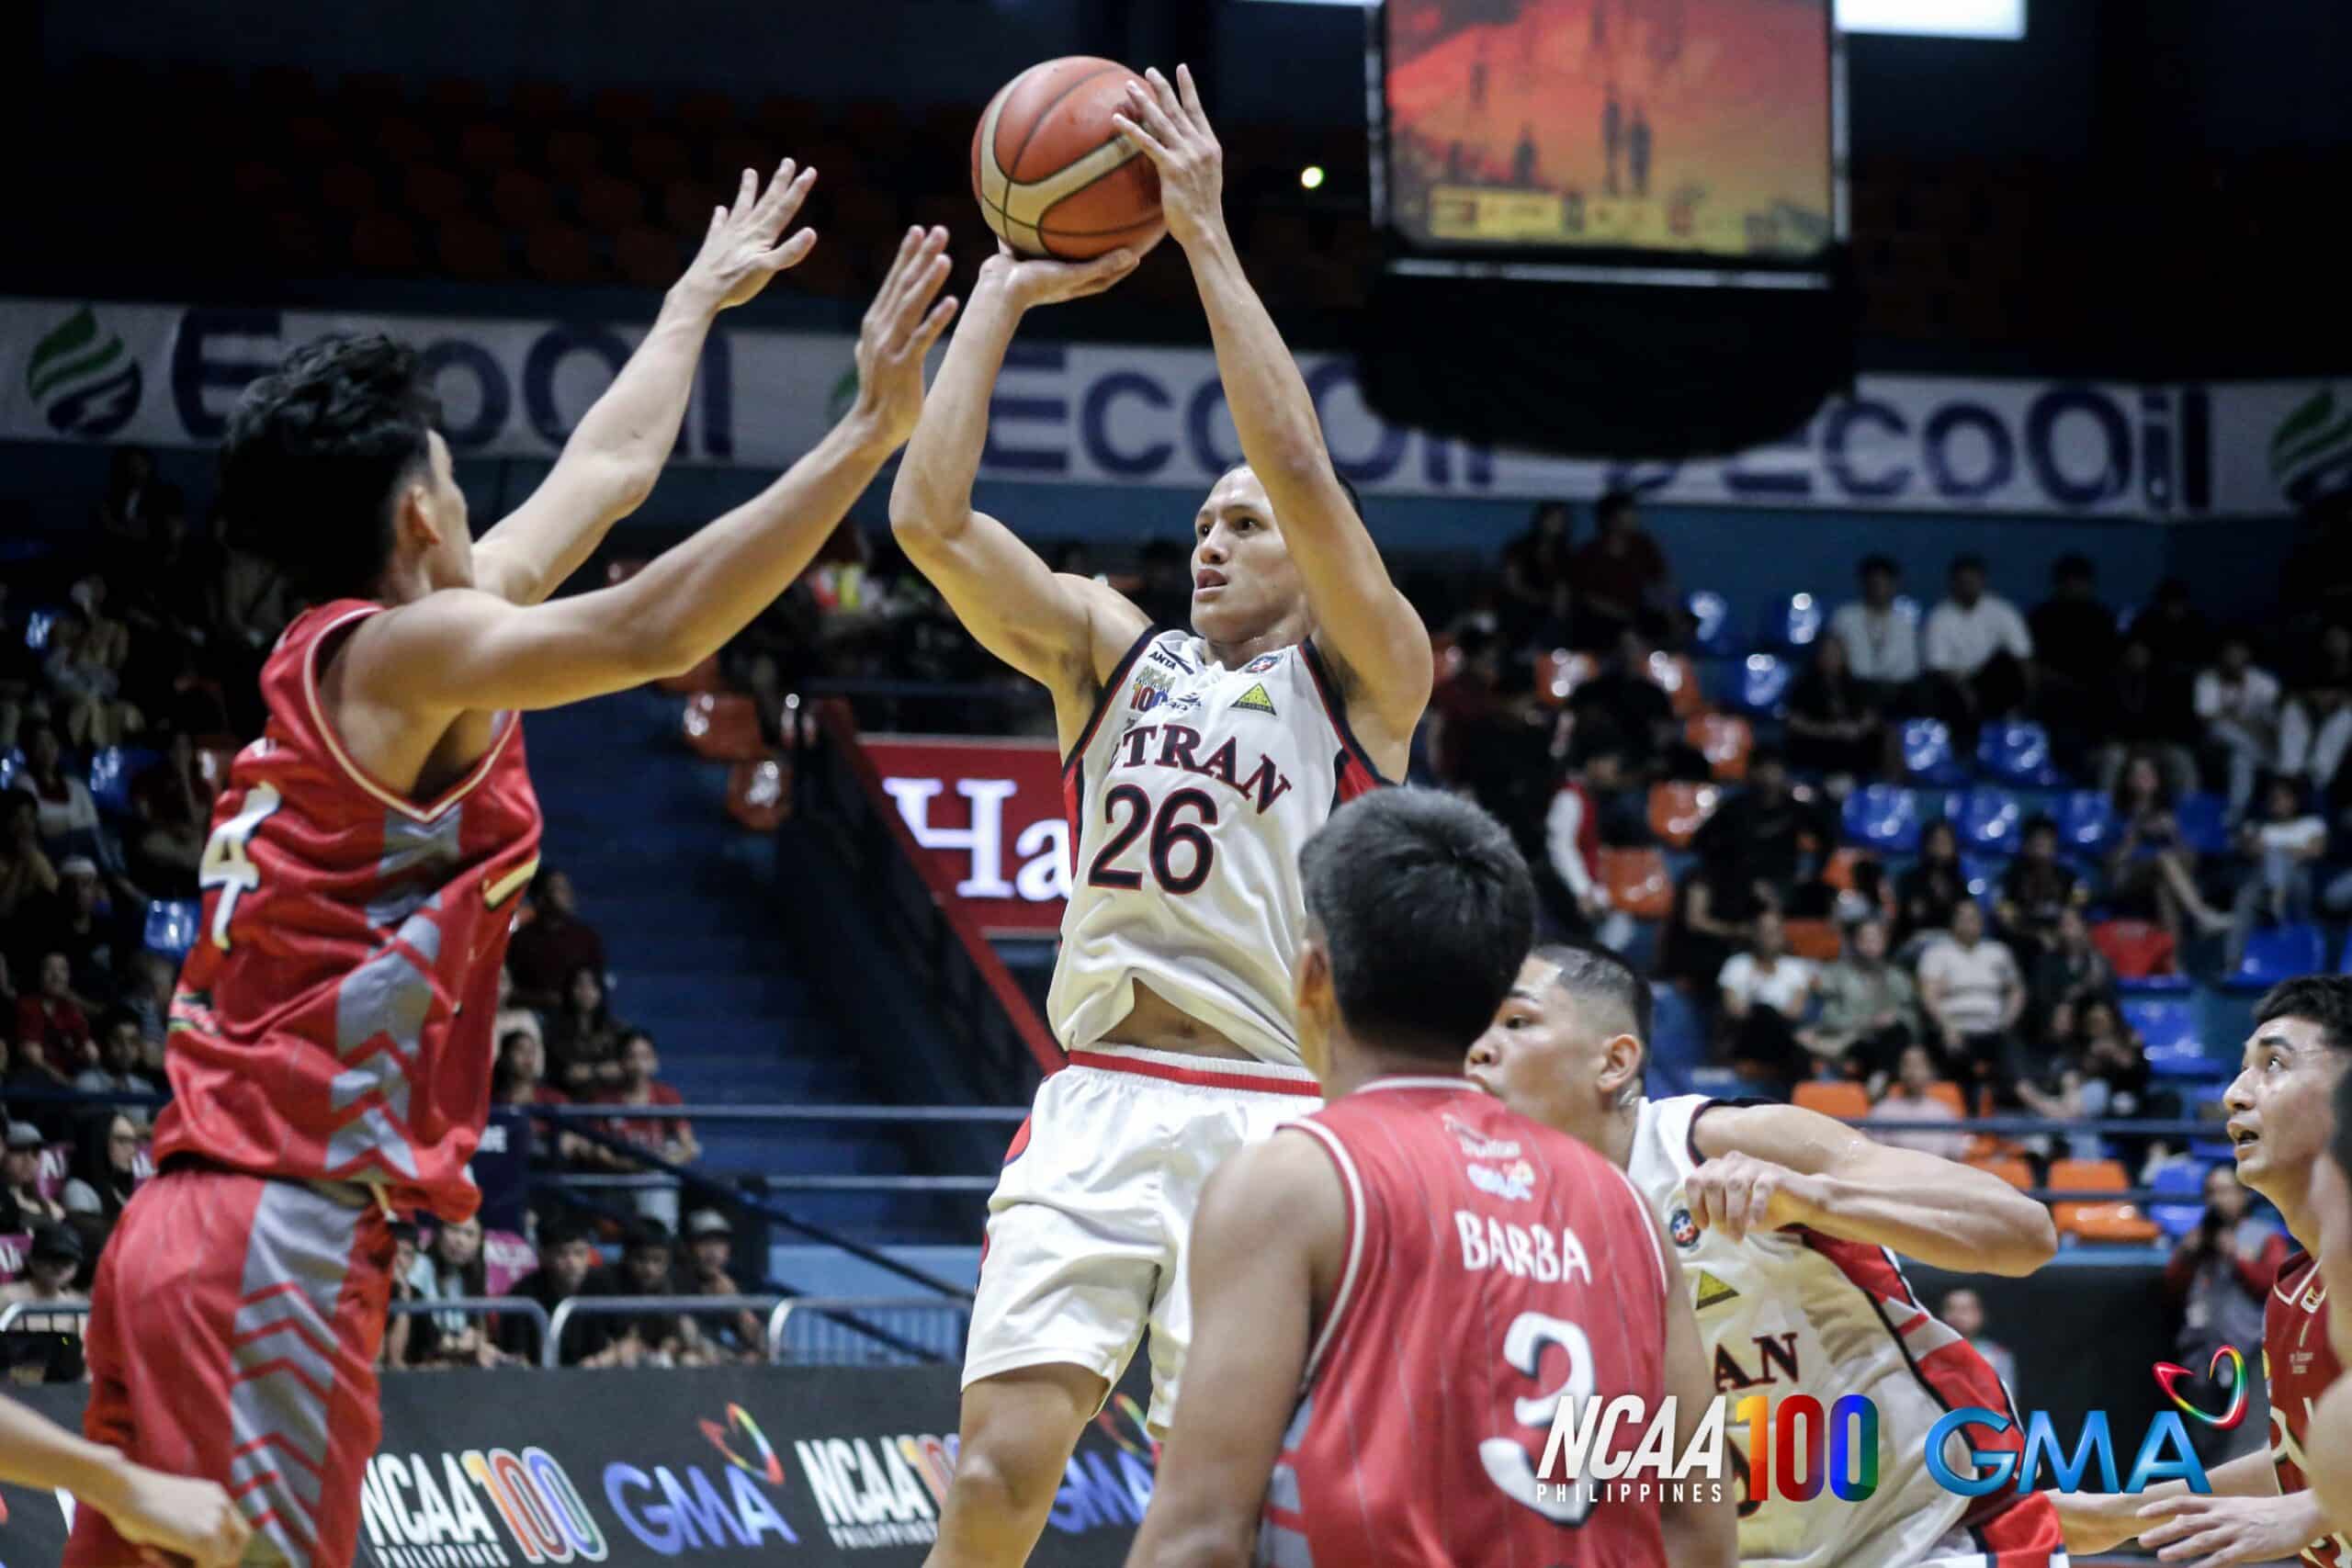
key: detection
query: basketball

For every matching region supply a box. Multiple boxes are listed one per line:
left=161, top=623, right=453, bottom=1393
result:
left=970, top=56, right=1162, bottom=259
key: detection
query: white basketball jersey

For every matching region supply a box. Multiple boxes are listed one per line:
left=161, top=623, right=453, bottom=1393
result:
left=1048, top=629, right=1385, bottom=1071
left=1628, top=1095, right=2026, bottom=1568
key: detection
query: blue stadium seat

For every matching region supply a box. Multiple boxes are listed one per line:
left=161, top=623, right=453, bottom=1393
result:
left=1960, top=852, right=2005, bottom=907
left=1957, top=786, right=2023, bottom=855
left=23, top=606, right=59, bottom=652
left=1978, top=720, right=2064, bottom=787
left=2125, top=996, right=2226, bottom=1079
left=1901, top=718, right=1970, bottom=785
left=1842, top=784, right=1925, bottom=852
left=1772, top=592, right=1824, bottom=649
left=2149, top=1163, right=2210, bottom=1239
left=142, top=899, right=201, bottom=961
left=1736, top=653, right=1792, bottom=716
left=1686, top=591, right=1736, bottom=656
left=2057, top=790, right=2119, bottom=854
left=0, top=752, right=16, bottom=792
left=2176, top=793, right=2230, bottom=855
left=2117, top=974, right=2194, bottom=996
left=86, top=745, right=159, bottom=818
left=2231, top=923, right=2328, bottom=989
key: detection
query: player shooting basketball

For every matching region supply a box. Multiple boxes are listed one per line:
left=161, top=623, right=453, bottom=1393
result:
left=1467, top=944, right=2068, bottom=1567
left=889, top=62, right=1431, bottom=1568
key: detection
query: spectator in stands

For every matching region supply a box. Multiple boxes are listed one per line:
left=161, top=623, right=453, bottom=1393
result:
left=1498, top=501, right=1575, bottom=651
left=10, top=725, right=104, bottom=865
left=2130, top=579, right=2217, bottom=705
left=2100, top=641, right=2202, bottom=796
left=548, top=964, right=628, bottom=1096
left=1831, top=555, right=1922, bottom=712
left=1996, top=813, right=2085, bottom=965
left=505, top=869, right=606, bottom=1010
left=492, top=1029, right=582, bottom=1164
left=119, top=953, right=172, bottom=1074
left=69, top=579, right=129, bottom=680
left=408, top=1216, right=507, bottom=1370
left=1567, top=626, right=1681, bottom=773
left=1692, top=748, right=1827, bottom=916
left=0, top=582, right=36, bottom=754
left=2195, top=637, right=2282, bottom=818
left=2026, top=906, right=2116, bottom=1047
left=0, top=1223, right=86, bottom=1382
left=2164, top=1165, right=2284, bottom=1464
left=15, top=953, right=94, bottom=1089
left=1784, top=632, right=1892, bottom=785
left=587, top=1217, right=694, bottom=1368
left=1802, top=915, right=1921, bottom=1081
left=1568, top=490, right=1671, bottom=652
left=381, top=1220, right=424, bottom=1371
left=2029, top=554, right=2120, bottom=767
left=41, top=858, right=127, bottom=1005
left=41, top=615, right=140, bottom=750
left=1429, top=625, right=1518, bottom=793
left=1938, top=1288, right=2018, bottom=1393
left=126, top=732, right=211, bottom=896
left=1542, top=749, right=1634, bottom=950
left=674, top=1209, right=765, bottom=1366
left=0, top=795, right=57, bottom=926
left=1895, top=818, right=1970, bottom=948
left=2105, top=751, right=2230, bottom=948
left=71, top=1012, right=158, bottom=1127
left=59, top=1112, right=139, bottom=1234
left=496, top=1221, right=608, bottom=1368
left=2227, top=775, right=2327, bottom=968
left=96, top=446, right=164, bottom=541
left=592, top=1030, right=699, bottom=1228
left=1922, top=554, right=2033, bottom=750
left=2279, top=680, right=2352, bottom=819
left=1917, top=899, right=2027, bottom=1100
left=2066, top=997, right=2152, bottom=1126
left=1864, top=1043, right=1968, bottom=1160
left=0, top=1122, right=64, bottom=1232
left=1718, top=908, right=1817, bottom=1089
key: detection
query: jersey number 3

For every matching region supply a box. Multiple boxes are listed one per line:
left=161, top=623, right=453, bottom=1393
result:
left=198, top=783, right=282, bottom=950
left=1086, top=784, right=1218, bottom=896
left=1479, top=1310, right=1598, bottom=1526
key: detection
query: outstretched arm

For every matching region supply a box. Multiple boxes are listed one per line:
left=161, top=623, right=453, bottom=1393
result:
left=1688, top=1100, right=2058, bottom=1276
left=345, top=229, right=959, bottom=717
left=1125, top=1133, right=1339, bottom=1568
left=474, top=161, right=821, bottom=605
left=0, top=1394, right=250, bottom=1566
left=1114, top=66, right=1430, bottom=762
left=888, top=244, right=1149, bottom=734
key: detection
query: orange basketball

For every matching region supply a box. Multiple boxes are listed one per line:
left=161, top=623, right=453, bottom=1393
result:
left=970, top=56, right=1162, bottom=260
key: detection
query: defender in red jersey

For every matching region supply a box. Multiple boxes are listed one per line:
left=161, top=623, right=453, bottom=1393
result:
left=2054, top=976, right=2352, bottom=1566
left=1125, top=791, right=1732, bottom=1568
left=67, top=178, right=964, bottom=1568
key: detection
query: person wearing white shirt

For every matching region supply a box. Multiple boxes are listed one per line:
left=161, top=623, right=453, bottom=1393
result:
left=2229, top=774, right=2326, bottom=968
left=2193, top=637, right=2283, bottom=818
left=2280, top=686, right=2352, bottom=803
left=1921, top=555, right=2033, bottom=748
left=1830, top=554, right=1922, bottom=700
left=1543, top=753, right=1636, bottom=953
left=1719, top=908, right=1817, bottom=1088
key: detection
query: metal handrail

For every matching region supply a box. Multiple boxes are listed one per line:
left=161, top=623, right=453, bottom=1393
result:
left=765, top=1294, right=970, bottom=1365
left=387, top=1296, right=548, bottom=1336
left=541, top=1293, right=783, bottom=1369
left=0, top=1301, right=92, bottom=1331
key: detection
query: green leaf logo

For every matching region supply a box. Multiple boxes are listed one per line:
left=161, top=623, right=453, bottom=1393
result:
left=23, top=305, right=141, bottom=438
left=2272, top=385, right=2352, bottom=507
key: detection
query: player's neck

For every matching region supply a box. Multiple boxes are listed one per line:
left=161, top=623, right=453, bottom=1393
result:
left=1323, top=1043, right=1464, bottom=1100
left=1203, top=608, right=1314, bottom=671
left=1600, top=1102, right=1642, bottom=1171
left=2267, top=1172, right=2319, bottom=1256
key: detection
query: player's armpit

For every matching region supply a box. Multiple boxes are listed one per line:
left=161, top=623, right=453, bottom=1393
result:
left=1123, top=1134, right=1340, bottom=1568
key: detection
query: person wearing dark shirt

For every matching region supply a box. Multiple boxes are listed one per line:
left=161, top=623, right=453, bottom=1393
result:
left=1497, top=502, right=1574, bottom=651
left=1783, top=634, right=1891, bottom=780
left=1567, top=626, right=1677, bottom=768
left=546, top=964, right=628, bottom=1097
left=504, top=869, right=607, bottom=1010
left=2099, top=641, right=2201, bottom=798
left=2127, top=579, right=2215, bottom=722
left=1567, top=491, right=1671, bottom=652
left=1895, top=818, right=1971, bottom=949
left=2030, top=554, right=2120, bottom=768
left=1996, top=813, right=2085, bottom=966
left=495, top=1223, right=619, bottom=1368
left=1691, top=749, right=1826, bottom=913
left=2026, top=906, right=2116, bottom=1047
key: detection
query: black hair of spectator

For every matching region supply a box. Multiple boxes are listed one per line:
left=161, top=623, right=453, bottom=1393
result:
left=537, top=1218, right=588, bottom=1252
left=2021, top=812, right=2058, bottom=841
left=2254, top=976, right=2352, bottom=1055
left=1748, top=744, right=1787, bottom=773
left=1859, top=554, right=1899, bottom=580
left=96, top=1007, right=141, bottom=1041
left=624, top=1215, right=673, bottom=1252
left=1950, top=553, right=1988, bottom=577
left=619, top=1026, right=656, bottom=1053
left=2052, top=553, right=2096, bottom=583
left=220, top=333, right=442, bottom=603
left=1529, top=942, right=1654, bottom=1049
left=2155, top=577, right=2191, bottom=605
left=1299, top=790, right=1535, bottom=1062
left=1453, top=622, right=1496, bottom=659
left=1596, top=489, right=1638, bottom=527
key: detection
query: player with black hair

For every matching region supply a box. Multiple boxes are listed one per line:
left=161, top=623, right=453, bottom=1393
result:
left=1128, top=791, right=1732, bottom=1568
left=2057, top=975, right=2352, bottom=1566
left=1468, top=942, right=2064, bottom=1566
left=66, top=175, right=961, bottom=1568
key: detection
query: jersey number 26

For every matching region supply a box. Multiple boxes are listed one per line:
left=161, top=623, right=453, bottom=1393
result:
left=1087, top=784, right=1218, bottom=896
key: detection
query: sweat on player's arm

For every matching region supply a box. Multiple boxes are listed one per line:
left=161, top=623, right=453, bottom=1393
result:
left=346, top=226, right=959, bottom=718
left=472, top=159, right=822, bottom=606
left=1122, top=1132, right=1334, bottom=1568
left=1110, top=64, right=1430, bottom=757
left=1688, top=1100, right=2059, bottom=1275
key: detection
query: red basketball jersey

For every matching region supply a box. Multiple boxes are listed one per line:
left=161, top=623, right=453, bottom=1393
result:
left=1262, top=1078, right=1676, bottom=1568
left=154, top=600, right=542, bottom=1221
left=2267, top=1248, right=2350, bottom=1567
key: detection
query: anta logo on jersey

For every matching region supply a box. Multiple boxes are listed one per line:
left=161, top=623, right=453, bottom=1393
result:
left=1466, top=1159, right=1538, bottom=1202
left=1108, top=722, right=1294, bottom=814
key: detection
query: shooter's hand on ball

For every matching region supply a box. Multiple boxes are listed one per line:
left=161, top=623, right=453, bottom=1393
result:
left=1112, top=64, right=1226, bottom=252
left=1686, top=1150, right=1822, bottom=1243
left=674, top=158, right=820, bottom=313
left=980, top=240, right=1144, bottom=310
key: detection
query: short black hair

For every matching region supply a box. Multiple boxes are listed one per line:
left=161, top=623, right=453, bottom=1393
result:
left=1748, top=744, right=1787, bottom=772
left=1859, top=554, right=1899, bottom=579
left=1529, top=942, right=1653, bottom=1046
left=2022, top=812, right=2058, bottom=840
left=2255, top=976, right=2352, bottom=1054
left=1596, top=489, right=1638, bottom=526
left=220, top=333, right=441, bottom=603
left=2052, top=553, right=2095, bottom=582
left=1299, top=790, right=1534, bottom=1061
left=624, top=1215, right=672, bottom=1252
left=1951, top=553, right=1988, bottom=577
left=537, top=1219, right=590, bottom=1251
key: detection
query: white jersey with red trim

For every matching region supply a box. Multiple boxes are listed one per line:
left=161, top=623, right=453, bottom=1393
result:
left=1049, top=629, right=1385, bottom=1071
left=1627, top=1095, right=2048, bottom=1568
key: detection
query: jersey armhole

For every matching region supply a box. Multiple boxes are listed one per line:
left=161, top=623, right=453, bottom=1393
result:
left=1282, top=1120, right=1366, bottom=1392
left=1059, top=624, right=1161, bottom=773
left=1684, top=1095, right=1776, bottom=1169
left=1300, top=638, right=1396, bottom=788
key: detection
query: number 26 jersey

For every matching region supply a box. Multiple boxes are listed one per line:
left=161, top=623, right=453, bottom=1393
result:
left=1049, top=629, right=1386, bottom=1073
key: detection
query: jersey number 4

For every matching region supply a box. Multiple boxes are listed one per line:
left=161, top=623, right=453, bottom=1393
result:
left=198, top=783, right=282, bottom=950
left=1086, top=784, right=1218, bottom=895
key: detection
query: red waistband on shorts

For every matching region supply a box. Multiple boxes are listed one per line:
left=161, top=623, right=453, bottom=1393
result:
left=1067, top=1046, right=1322, bottom=1097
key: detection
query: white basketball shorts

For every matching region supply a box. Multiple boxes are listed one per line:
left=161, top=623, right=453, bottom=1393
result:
left=963, top=1043, right=1320, bottom=1434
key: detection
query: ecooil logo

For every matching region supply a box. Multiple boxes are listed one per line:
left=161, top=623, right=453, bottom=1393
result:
left=26, top=306, right=141, bottom=438
left=2271, top=386, right=2352, bottom=507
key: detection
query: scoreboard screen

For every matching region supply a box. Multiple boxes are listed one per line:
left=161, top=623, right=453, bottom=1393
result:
left=1381, top=0, right=1836, bottom=263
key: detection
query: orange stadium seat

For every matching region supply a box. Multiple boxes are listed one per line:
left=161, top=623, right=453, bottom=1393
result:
left=683, top=694, right=764, bottom=761
left=318, top=161, right=381, bottom=218
left=437, top=217, right=509, bottom=280
left=616, top=226, right=684, bottom=288
left=525, top=220, right=605, bottom=285
left=1969, top=1156, right=2034, bottom=1190
left=457, top=121, right=522, bottom=167
left=349, top=213, right=422, bottom=274
left=374, top=115, right=440, bottom=165
left=657, top=654, right=720, bottom=696
left=1599, top=847, right=1672, bottom=920
left=2048, top=1158, right=2159, bottom=1243
left=402, top=164, right=471, bottom=222
left=1686, top=712, right=1753, bottom=781
left=591, top=87, right=660, bottom=131
left=1536, top=649, right=1598, bottom=705
left=726, top=757, right=791, bottom=832
left=676, top=90, right=738, bottom=138
left=424, top=77, right=490, bottom=119
left=1927, top=1081, right=1968, bottom=1119
left=580, top=173, right=647, bottom=231
left=628, top=130, right=695, bottom=188
left=489, top=168, right=558, bottom=228
left=1821, top=846, right=1870, bottom=891
left=1647, top=782, right=1721, bottom=849
left=512, top=79, right=572, bottom=123
left=546, top=129, right=608, bottom=184
left=1782, top=919, right=1841, bottom=962
left=1645, top=651, right=1704, bottom=718
left=1793, top=1082, right=1871, bottom=1121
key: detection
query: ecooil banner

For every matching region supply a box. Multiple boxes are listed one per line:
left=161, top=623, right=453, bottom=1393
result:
left=6, top=295, right=2345, bottom=518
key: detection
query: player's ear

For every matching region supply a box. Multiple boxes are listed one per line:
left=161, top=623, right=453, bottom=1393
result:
left=1295, top=939, right=1335, bottom=1080
left=1597, top=1032, right=1644, bottom=1104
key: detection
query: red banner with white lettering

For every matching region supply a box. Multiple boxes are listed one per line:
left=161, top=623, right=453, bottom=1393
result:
left=861, top=736, right=1069, bottom=935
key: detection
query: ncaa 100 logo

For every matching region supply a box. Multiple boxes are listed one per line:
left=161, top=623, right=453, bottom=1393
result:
left=1524, top=1392, right=1877, bottom=1516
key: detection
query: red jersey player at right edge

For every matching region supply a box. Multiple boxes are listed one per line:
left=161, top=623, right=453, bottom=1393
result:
left=1125, top=790, right=1735, bottom=1568
left=64, top=184, right=964, bottom=1568
left=2052, top=976, right=2352, bottom=1568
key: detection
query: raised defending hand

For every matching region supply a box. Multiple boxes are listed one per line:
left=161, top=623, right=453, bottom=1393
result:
left=1110, top=64, right=1226, bottom=252
left=849, top=226, right=962, bottom=451
left=980, top=238, right=1147, bottom=310
left=674, top=159, right=821, bottom=313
